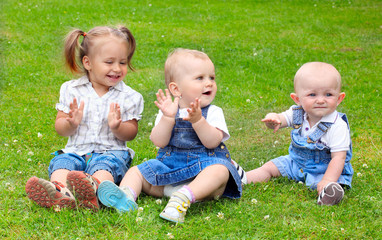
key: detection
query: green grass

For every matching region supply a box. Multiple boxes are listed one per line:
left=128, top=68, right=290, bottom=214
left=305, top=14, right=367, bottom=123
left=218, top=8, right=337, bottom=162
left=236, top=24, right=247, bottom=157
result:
left=1, top=0, right=381, bottom=239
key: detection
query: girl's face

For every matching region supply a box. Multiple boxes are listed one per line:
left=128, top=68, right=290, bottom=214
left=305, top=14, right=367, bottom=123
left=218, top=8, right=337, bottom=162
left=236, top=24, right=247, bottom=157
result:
left=83, top=36, right=129, bottom=96
left=171, top=56, right=217, bottom=108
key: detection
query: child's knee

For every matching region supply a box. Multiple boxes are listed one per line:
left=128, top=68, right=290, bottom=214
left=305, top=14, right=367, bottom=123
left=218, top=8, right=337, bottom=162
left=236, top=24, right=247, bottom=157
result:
left=262, top=161, right=281, bottom=177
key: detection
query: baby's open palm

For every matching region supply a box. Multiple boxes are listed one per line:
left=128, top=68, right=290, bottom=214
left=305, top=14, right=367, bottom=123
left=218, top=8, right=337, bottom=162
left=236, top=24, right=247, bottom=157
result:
left=154, top=89, right=179, bottom=117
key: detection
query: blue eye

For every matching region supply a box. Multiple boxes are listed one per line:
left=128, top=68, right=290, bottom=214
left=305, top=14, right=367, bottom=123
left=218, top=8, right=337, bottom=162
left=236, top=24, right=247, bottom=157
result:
left=326, top=93, right=333, bottom=97
left=196, top=76, right=203, bottom=80
left=308, top=93, right=316, bottom=97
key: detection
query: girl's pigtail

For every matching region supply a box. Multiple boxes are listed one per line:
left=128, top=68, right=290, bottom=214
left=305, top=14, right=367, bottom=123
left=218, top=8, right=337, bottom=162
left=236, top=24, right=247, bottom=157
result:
left=64, top=29, right=86, bottom=74
left=118, top=26, right=136, bottom=71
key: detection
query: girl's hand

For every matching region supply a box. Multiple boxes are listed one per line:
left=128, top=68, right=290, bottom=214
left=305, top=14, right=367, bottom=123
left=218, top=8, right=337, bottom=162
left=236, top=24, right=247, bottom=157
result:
left=154, top=89, right=179, bottom=118
left=184, top=98, right=202, bottom=124
left=108, top=103, right=122, bottom=130
left=261, top=113, right=282, bottom=132
left=66, top=98, right=84, bottom=128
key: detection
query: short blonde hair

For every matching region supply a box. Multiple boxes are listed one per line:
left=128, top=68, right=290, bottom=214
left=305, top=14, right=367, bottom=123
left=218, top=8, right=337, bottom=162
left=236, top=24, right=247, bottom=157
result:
left=294, top=62, right=342, bottom=92
left=164, top=48, right=210, bottom=87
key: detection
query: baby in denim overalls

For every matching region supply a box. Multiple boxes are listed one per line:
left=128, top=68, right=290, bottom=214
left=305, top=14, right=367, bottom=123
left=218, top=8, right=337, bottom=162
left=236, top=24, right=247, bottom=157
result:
left=246, top=62, right=353, bottom=206
left=97, top=48, right=242, bottom=223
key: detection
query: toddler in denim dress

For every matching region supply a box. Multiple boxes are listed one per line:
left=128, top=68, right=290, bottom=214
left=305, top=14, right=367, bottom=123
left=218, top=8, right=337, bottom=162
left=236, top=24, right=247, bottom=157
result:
left=25, top=26, right=143, bottom=211
left=98, top=48, right=242, bottom=223
left=246, top=62, right=353, bottom=206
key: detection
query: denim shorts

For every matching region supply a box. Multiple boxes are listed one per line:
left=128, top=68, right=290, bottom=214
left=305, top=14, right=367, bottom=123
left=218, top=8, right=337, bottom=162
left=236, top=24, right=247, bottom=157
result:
left=272, top=154, right=352, bottom=190
left=48, top=150, right=132, bottom=184
left=137, top=146, right=242, bottom=199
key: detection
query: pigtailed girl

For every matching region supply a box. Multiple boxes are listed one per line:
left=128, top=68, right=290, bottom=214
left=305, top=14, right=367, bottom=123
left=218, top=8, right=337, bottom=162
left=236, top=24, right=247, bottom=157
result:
left=25, top=26, right=144, bottom=211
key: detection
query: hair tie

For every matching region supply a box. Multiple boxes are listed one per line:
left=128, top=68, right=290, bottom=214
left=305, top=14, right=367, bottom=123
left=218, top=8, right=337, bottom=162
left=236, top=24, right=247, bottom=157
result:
left=82, top=32, right=87, bottom=37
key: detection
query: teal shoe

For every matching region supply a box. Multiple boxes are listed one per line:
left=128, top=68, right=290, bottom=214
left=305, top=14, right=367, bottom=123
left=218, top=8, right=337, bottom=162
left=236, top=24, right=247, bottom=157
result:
left=97, top=180, right=137, bottom=212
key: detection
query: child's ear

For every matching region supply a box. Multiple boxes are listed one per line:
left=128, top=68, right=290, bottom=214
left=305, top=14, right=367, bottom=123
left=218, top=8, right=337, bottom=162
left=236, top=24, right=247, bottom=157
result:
left=168, top=82, right=181, bottom=98
left=337, top=92, right=346, bottom=106
left=82, top=56, right=91, bottom=71
left=290, top=93, right=300, bottom=105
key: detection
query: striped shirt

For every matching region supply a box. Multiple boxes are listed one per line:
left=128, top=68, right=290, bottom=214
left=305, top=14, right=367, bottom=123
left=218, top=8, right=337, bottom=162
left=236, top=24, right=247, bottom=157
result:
left=56, top=75, right=144, bottom=157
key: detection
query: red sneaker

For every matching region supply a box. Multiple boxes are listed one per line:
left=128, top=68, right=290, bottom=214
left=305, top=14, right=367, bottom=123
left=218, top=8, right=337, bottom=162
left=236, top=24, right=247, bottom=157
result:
left=25, top=177, right=76, bottom=209
left=66, top=171, right=100, bottom=210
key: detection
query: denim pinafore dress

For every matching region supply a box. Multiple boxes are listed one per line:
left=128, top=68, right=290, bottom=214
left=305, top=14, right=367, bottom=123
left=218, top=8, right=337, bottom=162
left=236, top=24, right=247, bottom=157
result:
left=272, top=106, right=353, bottom=189
left=137, top=105, right=242, bottom=199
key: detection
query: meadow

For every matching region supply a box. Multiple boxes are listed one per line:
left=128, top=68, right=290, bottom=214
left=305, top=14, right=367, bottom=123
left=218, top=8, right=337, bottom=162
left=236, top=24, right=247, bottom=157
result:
left=0, top=0, right=381, bottom=239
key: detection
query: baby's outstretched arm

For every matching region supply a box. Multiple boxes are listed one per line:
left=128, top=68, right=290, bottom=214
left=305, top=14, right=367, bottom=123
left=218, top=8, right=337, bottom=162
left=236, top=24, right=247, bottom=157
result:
left=108, top=103, right=138, bottom=141
left=55, top=98, right=84, bottom=136
left=261, top=113, right=288, bottom=133
left=150, top=89, right=179, bottom=148
left=186, top=98, right=223, bottom=149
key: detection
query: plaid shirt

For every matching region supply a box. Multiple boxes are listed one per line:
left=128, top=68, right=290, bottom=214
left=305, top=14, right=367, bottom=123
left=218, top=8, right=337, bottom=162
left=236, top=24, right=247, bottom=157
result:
left=56, top=75, right=144, bottom=157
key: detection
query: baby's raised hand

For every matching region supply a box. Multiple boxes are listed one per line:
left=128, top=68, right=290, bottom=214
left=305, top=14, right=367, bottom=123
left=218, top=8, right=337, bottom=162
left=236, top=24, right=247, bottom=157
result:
left=154, top=89, right=179, bottom=118
left=262, top=113, right=281, bottom=133
left=66, top=98, right=84, bottom=128
left=184, top=98, right=202, bottom=124
left=108, top=103, right=122, bottom=130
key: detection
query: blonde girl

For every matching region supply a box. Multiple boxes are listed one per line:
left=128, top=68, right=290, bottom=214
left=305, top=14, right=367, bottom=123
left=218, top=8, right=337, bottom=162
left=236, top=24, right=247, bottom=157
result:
left=25, top=26, right=144, bottom=211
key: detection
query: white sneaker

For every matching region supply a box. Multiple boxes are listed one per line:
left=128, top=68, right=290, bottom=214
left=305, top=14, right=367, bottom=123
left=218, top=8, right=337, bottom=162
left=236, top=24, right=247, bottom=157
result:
left=231, top=159, right=247, bottom=185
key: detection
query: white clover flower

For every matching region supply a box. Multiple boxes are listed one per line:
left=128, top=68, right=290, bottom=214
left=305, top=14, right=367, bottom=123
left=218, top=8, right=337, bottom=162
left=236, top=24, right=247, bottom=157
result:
left=28, top=151, right=34, bottom=156
left=167, top=233, right=174, bottom=239
left=251, top=198, right=258, bottom=204
left=148, top=122, right=153, bottom=126
left=357, top=172, right=362, bottom=177
left=205, top=216, right=211, bottom=221
left=138, top=207, right=144, bottom=213
left=53, top=205, right=61, bottom=212
left=274, top=140, right=279, bottom=144
left=263, top=215, right=270, bottom=220
left=136, top=217, right=143, bottom=222
left=13, top=140, right=18, bottom=143
left=341, top=228, right=345, bottom=233
left=362, top=163, right=368, bottom=168
left=17, top=150, right=21, bottom=154
left=155, top=199, right=162, bottom=205
left=217, top=212, right=224, bottom=219
left=27, top=158, right=32, bottom=162
left=298, top=181, right=303, bottom=184
left=246, top=99, right=251, bottom=103
left=4, top=143, right=9, bottom=146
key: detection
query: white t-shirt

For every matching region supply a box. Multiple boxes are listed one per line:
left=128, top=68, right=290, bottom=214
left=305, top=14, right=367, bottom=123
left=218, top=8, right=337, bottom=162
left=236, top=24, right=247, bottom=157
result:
left=282, top=106, right=350, bottom=153
left=155, top=105, right=230, bottom=142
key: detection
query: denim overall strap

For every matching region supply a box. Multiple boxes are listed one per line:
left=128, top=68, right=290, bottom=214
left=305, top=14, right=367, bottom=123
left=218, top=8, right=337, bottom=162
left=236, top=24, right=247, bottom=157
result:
left=292, top=106, right=334, bottom=143
left=307, top=122, right=333, bottom=143
left=292, top=106, right=304, bottom=129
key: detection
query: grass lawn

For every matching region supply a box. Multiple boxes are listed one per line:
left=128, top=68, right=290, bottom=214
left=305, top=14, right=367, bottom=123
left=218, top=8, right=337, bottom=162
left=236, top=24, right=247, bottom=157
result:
left=1, top=0, right=381, bottom=239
